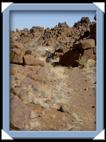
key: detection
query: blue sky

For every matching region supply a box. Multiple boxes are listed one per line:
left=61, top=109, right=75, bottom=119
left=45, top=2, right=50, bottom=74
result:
left=10, top=11, right=95, bottom=31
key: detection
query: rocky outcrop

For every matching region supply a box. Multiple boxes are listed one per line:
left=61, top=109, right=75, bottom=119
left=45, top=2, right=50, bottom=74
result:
left=52, top=38, right=95, bottom=67
left=10, top=42, right=45, bottom=66
left=10, top=16, right=96, bottom=50
left=10, top=16, right=96, bottom=130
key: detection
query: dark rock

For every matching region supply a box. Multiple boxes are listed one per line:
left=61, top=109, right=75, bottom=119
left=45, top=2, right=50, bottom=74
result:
left=58, top=45, right=84, bottom=67
left=25, top=50, right=32, bottom=55
left=90, top=22, right=96, bottom=41
left=57, top=106, right=64, bottom=112
left=81, top=17, right=90, bottom=24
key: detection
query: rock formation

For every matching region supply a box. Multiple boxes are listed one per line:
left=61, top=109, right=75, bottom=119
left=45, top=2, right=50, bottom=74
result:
left=10, top=16, right=96, bottom=131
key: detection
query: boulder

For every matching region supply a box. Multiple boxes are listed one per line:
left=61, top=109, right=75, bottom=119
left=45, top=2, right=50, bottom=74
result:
left=24, top=49, right=32, bottom=55
left=23, top=55, right=44, bottom=66
left=58, top=46, right=84, bottom=67
left=85, top=59, right=96, bottom=69
left=90, top=22, right=96, bottom=40
left=10, top=95, right=30, bottom=130
left=83, top=49, right=96, bottom=60
left=10, top=41, right=25, bottom=64
left=80, top=39, right=96, bottom=60
left=81, top=17, right=90, bottom=24
left=80, top=39, right=95, bottom=49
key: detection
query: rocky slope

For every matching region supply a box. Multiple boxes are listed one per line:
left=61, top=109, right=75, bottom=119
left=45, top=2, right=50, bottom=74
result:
left=10, top=17, right=96, bottom=130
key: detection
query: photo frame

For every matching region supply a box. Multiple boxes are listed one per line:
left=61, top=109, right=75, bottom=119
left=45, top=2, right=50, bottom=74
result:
left=2, top=3, right=104, bottom=139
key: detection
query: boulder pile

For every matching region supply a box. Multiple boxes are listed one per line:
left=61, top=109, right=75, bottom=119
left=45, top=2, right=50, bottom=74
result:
left=10, top=16, right=96, bottom=130
left=10, top=16, right=96, bottom=67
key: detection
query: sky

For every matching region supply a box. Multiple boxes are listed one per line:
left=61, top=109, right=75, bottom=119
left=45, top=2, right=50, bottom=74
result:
left=10, top=11, right=95, bottom=31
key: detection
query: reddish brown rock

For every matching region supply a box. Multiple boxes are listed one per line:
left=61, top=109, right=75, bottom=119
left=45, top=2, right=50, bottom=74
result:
left=10, top=41, right=25, bottom=64
left=10, top=95, right=30, bottom=130
left=80, top=39, right=95, bottom=49
left=23, top=55, right=44, bottom=66
left=80, top=39, right=96, bottom=60
left=90, top=22, right=96, bottom=40
left=23, top=55, right=36, bottom=65
left=83, top=49, right=96, bottom=60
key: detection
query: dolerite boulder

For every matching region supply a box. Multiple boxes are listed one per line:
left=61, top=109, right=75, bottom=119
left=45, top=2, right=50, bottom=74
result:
left=23, top=55, right=36, bottom=66
left=23, top=55, right=44, bottom=66
left=10, top=95, right=30, bottom=130
left=80, top=17, right=90, bottom=24
left=80, top=39, right=96, bottom=60
left=10, top=41, right=25, bottom=64
left=80, top=39, right=95, bottom=49
left=58, top=46, right=84, bottom=67
left=90, top=22, right=96, bottom=40
left=30, top=26, right=44, bottom=38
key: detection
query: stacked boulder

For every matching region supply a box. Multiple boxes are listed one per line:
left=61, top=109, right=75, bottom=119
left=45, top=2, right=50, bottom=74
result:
left=10, top=16, right=96, bottom=67
left=10, top=41, right=44, bottom=66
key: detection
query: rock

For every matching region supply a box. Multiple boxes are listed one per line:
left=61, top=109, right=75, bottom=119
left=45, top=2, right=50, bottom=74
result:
left=80, top=39, right=95, bottom=49
left=30, top=26, right=44, bottom=34
left=10, top=66, right=17, bottom=75
left=10, top=41, right=25, bottom=64
left=85, top=59, right=96, bottom=69
left=58, top=46, right=84, bottom=67
left=80, top=39, right=96, bottom=60
left=10, top=95, right=30, bottom=130
left=24, top=50, right=32, bottom=55
left=90, top=22, right=96, bottom=40
left=23, top=55, right=44, bottom=66
left=81, top=17, right=90, bottom=24
left=83, top=49, right=96, bottom=60
left=23, top=55, right=36, bottom=65
left=84, top=59, right=96, bottom=84
left=74, top=17, right=90, bottom=30
left=57, top=22, right=69, bottom=28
